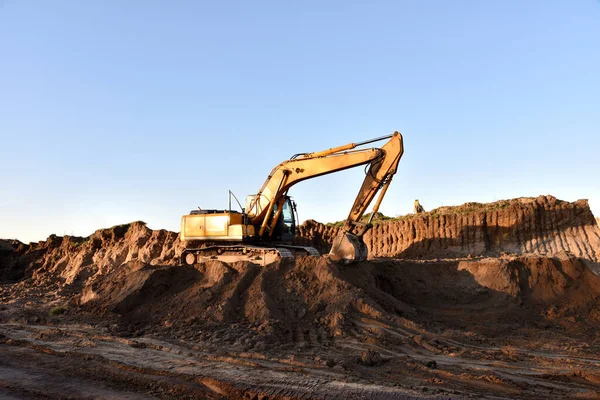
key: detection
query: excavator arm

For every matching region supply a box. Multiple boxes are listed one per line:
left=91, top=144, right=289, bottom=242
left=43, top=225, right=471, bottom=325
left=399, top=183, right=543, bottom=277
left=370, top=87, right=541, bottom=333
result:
left=342, top=132, right=404, bottom=233
left=329, top=132, right=403, bottom=263
left=247, top=132, right=404, bottom=262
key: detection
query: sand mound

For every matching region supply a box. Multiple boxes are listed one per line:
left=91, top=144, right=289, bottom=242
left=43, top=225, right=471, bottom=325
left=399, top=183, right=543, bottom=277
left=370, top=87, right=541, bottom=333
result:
left=2, top=195, right=599, bottom=348
left=76, top=252, right=600, bottom=346
left=3, top=195, right=598, bottom=289
left=0, top=221, right=182, bottom=285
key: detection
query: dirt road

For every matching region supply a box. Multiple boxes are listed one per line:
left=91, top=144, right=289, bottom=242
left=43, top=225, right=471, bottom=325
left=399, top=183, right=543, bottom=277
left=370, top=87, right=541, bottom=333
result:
left=1, top=313, right=599, bottom=399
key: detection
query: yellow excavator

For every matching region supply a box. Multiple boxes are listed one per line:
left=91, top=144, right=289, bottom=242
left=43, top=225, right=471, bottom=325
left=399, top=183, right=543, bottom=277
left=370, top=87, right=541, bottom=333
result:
left=180, top=131, right=404, bottom=265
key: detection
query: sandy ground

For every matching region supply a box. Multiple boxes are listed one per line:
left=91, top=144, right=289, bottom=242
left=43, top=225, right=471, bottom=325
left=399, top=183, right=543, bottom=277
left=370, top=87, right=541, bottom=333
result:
left=2, top=256, right=600, bottom=400
left=2, top=205, right=600, bottom=399
left=1, top=319, right=599, bottom=399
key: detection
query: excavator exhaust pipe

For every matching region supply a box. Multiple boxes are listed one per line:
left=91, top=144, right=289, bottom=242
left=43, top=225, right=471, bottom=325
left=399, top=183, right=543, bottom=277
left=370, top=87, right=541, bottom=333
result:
left=328, top=232, right=368, bottom=264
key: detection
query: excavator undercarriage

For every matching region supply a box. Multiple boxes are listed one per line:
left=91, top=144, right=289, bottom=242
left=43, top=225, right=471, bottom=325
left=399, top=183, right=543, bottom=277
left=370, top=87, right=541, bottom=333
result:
left=181, top=243, right=320, bottom=267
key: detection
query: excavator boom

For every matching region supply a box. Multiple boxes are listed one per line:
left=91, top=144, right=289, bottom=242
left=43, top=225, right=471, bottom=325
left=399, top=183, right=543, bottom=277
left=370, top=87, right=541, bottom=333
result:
left=246, top=146, right=385, bottom=233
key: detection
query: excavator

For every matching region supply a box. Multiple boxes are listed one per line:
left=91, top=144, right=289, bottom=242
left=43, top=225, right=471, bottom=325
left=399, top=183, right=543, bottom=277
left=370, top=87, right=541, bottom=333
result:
left=180, top=131, right=404, bottom=265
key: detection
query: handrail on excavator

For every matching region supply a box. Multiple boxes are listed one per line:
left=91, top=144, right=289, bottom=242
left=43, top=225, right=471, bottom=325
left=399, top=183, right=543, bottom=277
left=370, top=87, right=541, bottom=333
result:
left=305, top=134, right=394, bottom=159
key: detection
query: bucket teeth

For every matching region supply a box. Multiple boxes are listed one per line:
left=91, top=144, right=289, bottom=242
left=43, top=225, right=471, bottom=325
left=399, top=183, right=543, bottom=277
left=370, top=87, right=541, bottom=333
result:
left=328, top=232, right=368, bottom=264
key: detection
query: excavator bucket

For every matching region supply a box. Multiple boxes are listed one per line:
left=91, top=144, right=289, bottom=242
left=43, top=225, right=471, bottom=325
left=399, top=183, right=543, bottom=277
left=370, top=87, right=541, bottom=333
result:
left=329, top=231, right=368, bottom=264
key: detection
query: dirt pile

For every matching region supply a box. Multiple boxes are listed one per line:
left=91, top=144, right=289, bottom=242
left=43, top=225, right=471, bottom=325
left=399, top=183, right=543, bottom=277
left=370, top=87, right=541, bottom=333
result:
left=1, top=195, right=599, bottom=341
left=2, top=196, right=598, bottom=288
left=77, top=257, right=376, bottom=341
left=0, top=221, right=182, bottom=285
left=297, top=195, right=600, bottom=261
left=73, top=253, right=600, bottom=347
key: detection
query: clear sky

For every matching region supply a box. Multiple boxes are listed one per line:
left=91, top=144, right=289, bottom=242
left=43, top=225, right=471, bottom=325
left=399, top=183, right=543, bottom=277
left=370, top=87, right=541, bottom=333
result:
left=1, top=1, right=599, bottom=243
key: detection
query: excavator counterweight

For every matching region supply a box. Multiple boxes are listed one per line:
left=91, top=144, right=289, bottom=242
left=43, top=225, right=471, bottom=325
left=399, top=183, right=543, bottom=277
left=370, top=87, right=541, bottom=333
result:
left=180, top=132, right=404, bottom=265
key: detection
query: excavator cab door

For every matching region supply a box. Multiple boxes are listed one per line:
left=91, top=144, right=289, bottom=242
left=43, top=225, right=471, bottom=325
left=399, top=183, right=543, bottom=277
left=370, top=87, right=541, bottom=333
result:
left=272, top=196, right=296, bottom=242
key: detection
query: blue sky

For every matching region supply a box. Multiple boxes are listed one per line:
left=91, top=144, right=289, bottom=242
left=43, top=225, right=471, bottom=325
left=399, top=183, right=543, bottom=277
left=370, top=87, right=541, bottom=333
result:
left=1, top=1, right=599, bottom=242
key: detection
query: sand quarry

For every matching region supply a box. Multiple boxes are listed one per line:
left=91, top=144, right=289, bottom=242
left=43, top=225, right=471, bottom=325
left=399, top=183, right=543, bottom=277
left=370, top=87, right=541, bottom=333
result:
left=1, top=195, right=600, bottom=399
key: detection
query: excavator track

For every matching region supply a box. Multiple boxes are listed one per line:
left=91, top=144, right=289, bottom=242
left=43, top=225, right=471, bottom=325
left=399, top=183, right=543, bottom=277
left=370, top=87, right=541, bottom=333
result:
left=181, top=245, right=319, bottom=267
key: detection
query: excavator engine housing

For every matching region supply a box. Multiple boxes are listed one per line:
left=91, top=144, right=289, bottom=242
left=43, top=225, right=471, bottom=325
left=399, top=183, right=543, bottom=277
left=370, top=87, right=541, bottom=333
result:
left=180, top=210, right=255, bottom=241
